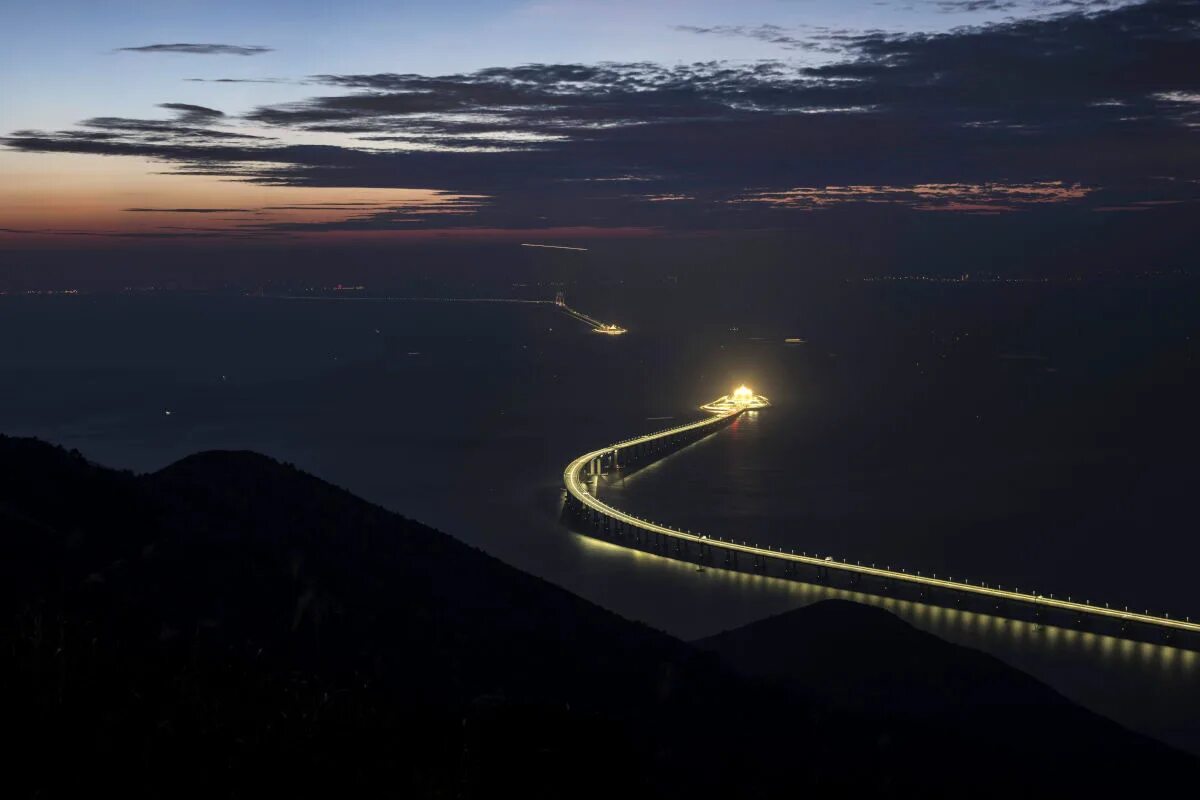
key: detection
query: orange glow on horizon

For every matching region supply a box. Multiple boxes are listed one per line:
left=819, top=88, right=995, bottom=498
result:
left=0, top=150, right=489, bottom=246
left=0, top=151, right=673, bottom=249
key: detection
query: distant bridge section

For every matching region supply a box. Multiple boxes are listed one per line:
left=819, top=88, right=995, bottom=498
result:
left=261, top=291, right=627, bottom=335
left=563, top=390, right=1199, bottom=648
left=555, top=292, right=626, bottom=335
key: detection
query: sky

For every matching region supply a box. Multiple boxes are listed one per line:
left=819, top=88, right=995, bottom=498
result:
left=1, top=0, right=1197, bottom=253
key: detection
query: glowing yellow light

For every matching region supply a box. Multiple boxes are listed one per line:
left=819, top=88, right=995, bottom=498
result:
left=700, top=387, right=770, bottom=413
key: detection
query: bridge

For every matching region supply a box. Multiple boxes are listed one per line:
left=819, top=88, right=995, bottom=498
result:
left=267, top=291, right=627, bottom=335
left=563, top=389, right=1200, bottom=646
left=555, top=292, right=626, bottom=335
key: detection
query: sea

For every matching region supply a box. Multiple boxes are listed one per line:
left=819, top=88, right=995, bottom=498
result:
left=2, top=282, right=1197, bottom=752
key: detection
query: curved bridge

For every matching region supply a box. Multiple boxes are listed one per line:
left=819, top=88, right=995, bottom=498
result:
left=563, top=394, right=1200, bottom=645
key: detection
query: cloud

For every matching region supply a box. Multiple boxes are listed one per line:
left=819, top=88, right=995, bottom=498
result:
left=8, top=1, right=1199, bottom=234
left=931, top=0, right=1020, bottom=11
left=184, top=77, right=296, bottom=84
left=71, top=115, right=264, bottom=140
left=124, top=207, right=252, bottom=213
left=923, top=1, right=1124, bottom=13
left=158, top=103, right=225, bottom=123
left=733, top=181, right=1093, bottom=212
left=117, top=43, right=272, bottom=56
left=672, top=24, right=850, bottom=53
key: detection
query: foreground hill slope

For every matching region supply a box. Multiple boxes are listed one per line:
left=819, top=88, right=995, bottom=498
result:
left=698, top=600, right=1176, bottom=771
left=0, top=436, right=1192, bottom=797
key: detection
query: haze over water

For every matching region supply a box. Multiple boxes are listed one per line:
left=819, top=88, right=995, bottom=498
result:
left=1, top=280, right=1197, bottom=752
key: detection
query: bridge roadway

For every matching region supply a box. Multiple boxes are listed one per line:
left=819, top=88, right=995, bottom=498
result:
left=555, top=303, right=625, bottom=334
left=271, top=294, right=623, bottom=333
left=564, top=407, right=1200, bottom=639
left=558, top=305, right=606, bottom=329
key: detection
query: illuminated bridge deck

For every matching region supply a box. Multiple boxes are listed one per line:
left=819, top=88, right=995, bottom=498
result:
left=553, top=292, right=626, bottom=334
left=563, top=398, right=1200, bottom=643
left=266, top=292, right=627, bottom=334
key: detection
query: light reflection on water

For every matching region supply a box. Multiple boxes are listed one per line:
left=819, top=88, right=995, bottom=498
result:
left=570, top=527, right=1197, bottom=675
left=564, top=522, right=1200, bottom=755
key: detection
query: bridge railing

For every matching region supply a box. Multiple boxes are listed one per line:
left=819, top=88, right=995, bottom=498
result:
left=562, top=408, right=1200, bottom=643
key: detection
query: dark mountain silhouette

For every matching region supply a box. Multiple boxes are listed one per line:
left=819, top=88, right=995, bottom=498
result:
left=698, top=600, right=1174, bottom=769
left=0, top=436, right=1192, bottom=797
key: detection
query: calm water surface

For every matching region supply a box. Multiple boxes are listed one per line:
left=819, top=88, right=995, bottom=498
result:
left=1, top=290, right=1196, bottom=753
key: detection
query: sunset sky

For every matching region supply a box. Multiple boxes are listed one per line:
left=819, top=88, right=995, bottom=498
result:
left=2, top=0, right=1197, bottom=249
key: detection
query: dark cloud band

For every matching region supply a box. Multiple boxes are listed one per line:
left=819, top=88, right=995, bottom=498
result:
left=117, top=43, right=272, bottom=56
left=8, top=1, right=1197, bottom=234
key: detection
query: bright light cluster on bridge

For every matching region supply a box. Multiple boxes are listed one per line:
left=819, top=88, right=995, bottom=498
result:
left=700, top=387, right=771, bottom=413
left=594, top=323, right=627, bottom=335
